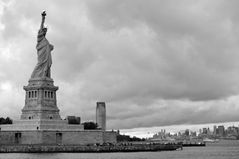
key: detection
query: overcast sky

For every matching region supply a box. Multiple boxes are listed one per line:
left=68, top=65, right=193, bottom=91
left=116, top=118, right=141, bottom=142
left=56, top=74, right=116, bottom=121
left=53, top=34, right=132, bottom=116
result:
left=0, top=0, right=239, bottom=133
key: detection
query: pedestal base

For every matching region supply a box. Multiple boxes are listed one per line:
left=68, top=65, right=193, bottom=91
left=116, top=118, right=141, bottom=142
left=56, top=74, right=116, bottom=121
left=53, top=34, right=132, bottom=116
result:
left=21, top=77, right=61, bottom=120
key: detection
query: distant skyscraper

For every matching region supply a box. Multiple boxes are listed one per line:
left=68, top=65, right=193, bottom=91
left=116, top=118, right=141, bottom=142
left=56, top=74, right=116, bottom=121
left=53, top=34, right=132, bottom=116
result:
left=213, top=125, right=217, bottom=135
left=185, top=129, right=190, bottom=136
left=199, top=129, right=202, bottom=134
left=207, top=127, right=211, bottom=135
left=218, top=125, right=225, bottom=137
left=202, top=128, right=207, bottom=134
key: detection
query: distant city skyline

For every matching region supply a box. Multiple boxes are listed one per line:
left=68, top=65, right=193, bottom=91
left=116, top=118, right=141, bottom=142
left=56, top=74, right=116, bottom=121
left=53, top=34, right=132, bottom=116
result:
left=1, top=0, right=239, bottom=134
left=121, top=121, right=239, bottom=138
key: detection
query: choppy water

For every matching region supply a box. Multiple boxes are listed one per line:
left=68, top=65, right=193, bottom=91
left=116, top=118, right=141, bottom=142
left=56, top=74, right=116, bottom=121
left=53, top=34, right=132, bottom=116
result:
left=0, top=140, right=238, bottom=159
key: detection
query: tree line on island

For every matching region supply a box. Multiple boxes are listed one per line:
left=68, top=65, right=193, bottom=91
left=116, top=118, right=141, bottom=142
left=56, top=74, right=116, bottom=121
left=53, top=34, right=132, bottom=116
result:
left=0, top=117, right=13, bottom=124
left=67, top=117, right=98, bottom=130
left=116, top=134, right=146, bottom=142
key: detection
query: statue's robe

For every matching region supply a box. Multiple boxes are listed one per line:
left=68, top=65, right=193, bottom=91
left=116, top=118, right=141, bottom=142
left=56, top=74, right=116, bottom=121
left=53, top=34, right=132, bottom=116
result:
left=31, top=29, right=53, bottom=78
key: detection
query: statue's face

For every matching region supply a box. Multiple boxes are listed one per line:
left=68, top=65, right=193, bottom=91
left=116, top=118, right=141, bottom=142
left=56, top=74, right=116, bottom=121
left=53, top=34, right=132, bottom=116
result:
left=43, top=28, right=47, bottom=32
left=43, top=28, right=47, bottom=35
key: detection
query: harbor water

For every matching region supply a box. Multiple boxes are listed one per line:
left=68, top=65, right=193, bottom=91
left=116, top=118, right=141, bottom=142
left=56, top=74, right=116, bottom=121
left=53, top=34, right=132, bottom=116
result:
left=0, top=140, right=238, bottom=159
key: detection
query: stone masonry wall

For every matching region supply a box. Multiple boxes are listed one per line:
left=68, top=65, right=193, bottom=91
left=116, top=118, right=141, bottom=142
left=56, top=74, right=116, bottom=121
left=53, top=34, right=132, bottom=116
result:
left=0, top=131, right=15, bottom=144
left=0, top=130, right=116, bottom=145
left=103, top=131, right=117, bottom=143
left=62, top=131, right=103, bottom=145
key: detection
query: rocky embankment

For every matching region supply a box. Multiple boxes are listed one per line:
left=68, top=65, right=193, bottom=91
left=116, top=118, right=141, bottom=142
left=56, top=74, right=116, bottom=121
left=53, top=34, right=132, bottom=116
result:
left=0, top=143, right=182, bottom=153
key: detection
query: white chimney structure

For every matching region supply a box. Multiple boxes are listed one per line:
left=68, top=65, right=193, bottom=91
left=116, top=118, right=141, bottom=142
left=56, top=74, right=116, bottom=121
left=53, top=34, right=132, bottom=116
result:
left=96, top=102, right=106, bottom=131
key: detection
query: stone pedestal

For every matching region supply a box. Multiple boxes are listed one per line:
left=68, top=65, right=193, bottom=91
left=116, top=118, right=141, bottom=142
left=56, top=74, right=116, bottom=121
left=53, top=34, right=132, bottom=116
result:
left=0, top=77, right=84, bottom=131
left=21, top=77, right=61, bottom=120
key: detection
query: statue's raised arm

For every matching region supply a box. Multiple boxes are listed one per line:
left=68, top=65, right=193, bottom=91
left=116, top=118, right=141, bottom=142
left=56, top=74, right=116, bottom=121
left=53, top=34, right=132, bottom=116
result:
left=40, top=11, right=46, bottom=30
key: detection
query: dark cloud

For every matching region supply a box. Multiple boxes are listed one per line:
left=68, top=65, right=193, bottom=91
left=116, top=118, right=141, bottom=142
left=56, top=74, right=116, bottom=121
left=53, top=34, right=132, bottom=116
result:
left=0, top=0, right=239, bottom=130
left=85, top=0, right=239, bottom=101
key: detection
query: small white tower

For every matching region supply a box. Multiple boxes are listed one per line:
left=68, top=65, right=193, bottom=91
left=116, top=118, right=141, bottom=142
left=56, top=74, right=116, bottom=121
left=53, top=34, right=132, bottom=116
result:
left=96, top=102, right=106, bottom=131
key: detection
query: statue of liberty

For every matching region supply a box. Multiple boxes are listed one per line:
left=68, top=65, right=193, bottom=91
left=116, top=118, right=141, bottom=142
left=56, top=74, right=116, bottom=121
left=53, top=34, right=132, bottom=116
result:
left=31, top=11, right=54, bottom=78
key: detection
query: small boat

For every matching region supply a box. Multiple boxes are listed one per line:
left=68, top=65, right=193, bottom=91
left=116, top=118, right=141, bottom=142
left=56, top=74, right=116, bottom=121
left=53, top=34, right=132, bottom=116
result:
left=203, top=138, right=219, bottom=143
left=182, top=142, right=206, bottom=147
